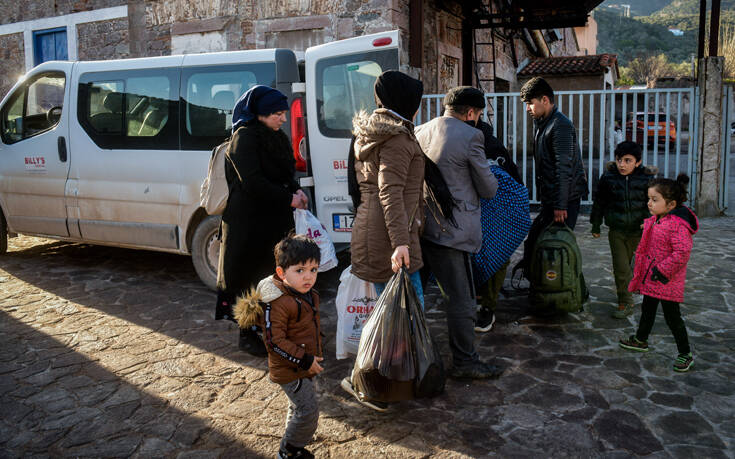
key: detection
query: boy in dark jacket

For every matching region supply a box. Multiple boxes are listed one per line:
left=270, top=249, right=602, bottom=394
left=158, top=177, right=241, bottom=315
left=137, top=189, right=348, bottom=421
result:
left=235, top=234, right=323, bottom=459
left=590, top=141, right=657, bottom=318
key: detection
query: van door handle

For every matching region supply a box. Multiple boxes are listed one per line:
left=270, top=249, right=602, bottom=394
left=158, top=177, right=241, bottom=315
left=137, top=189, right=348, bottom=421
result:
left=58, top=136, right=67, bottom=162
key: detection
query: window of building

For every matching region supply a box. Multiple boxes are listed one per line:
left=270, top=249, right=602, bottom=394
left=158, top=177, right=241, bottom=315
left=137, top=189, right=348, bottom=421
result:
left=1, top=72, right=66, bottom=144
left=180, top=63, right=275, bottom=150
left=315, top=50, right=399, bottom=138
left=78, top=68, right=179, bottom=150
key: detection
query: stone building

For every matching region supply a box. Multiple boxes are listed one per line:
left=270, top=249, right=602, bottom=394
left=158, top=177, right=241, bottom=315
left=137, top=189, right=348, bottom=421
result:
left=0, top=1, right=602, bottom=99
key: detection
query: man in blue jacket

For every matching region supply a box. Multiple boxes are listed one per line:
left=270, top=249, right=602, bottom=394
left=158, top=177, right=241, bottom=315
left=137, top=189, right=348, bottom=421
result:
left=517, top=77, right=588, bottom=275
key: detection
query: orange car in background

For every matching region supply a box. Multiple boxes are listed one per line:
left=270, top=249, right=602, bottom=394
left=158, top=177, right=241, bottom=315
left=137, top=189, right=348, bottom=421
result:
left=625, top=112, right=677, bottom=147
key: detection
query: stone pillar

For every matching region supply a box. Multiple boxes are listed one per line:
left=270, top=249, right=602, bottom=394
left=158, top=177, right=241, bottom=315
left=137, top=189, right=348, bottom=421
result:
left=696, top=57, right=725, bottom=216
left=128, top=0, right=146, bottom=58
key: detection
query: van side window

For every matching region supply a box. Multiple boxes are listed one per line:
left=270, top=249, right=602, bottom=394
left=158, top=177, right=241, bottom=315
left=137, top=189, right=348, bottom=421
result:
left=78, top=68, right=179, bottom=150
left=180, top=63, right=275, bottom=151
left=315, top=50, right=398, bottom=138
left=1, top=72, right=66, bottom=144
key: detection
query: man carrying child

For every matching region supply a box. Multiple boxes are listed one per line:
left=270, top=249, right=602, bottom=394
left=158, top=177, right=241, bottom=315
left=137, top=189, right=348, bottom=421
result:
left=590, top=141, right=657, bottom=318
left=235, top=234, right=323, bottom=459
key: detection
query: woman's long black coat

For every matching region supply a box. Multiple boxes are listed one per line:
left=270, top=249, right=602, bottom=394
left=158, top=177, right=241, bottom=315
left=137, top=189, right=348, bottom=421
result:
left=216, top=121, right=300, bottom=298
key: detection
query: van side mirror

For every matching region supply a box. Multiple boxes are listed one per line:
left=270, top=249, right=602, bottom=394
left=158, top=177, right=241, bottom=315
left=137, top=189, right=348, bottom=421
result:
left=47, top=106, right=63, bottom=125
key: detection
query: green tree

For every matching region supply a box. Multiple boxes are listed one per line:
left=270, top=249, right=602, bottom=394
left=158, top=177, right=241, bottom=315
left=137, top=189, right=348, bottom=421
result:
left=626, top=54, right=673, bottom=86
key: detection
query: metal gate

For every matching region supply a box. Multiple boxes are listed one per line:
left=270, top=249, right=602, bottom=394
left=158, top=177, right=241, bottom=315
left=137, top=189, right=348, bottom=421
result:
left=416, top=87, right=733, bottom=210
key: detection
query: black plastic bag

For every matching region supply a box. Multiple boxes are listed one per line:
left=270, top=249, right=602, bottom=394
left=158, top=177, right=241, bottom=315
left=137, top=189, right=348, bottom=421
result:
left=352, top=268, right=445, bottom=403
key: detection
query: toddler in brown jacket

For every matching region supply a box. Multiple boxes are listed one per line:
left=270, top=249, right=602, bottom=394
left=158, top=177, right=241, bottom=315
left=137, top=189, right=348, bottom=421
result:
left=235, top=234, right=323, bottom=459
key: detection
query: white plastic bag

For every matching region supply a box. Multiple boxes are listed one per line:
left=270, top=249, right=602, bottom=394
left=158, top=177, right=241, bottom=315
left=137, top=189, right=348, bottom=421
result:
left=335, top=266, right=377, bottom=359
left=294, top=209, right=338, bottom=272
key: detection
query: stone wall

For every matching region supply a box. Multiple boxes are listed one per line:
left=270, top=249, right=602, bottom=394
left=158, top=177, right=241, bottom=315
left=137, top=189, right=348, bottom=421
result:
left=76, top=18, right=129, bottom=61
left=0, top=0, right=126, bottom=25
left=0, top=0, right=590, bottom=100
left=0, top=33, right=25, bottom=99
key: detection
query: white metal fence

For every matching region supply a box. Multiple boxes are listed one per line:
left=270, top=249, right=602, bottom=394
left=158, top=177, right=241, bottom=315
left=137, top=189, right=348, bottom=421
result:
left=416, top=87, right=732, bottom=210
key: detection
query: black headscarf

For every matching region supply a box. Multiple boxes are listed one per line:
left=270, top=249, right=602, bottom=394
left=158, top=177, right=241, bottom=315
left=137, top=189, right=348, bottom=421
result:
left=373, top=70, right=423, bottom=120
left=374, top=71, right=457, bottom=226
left=348, top=71, right=424, bottom=210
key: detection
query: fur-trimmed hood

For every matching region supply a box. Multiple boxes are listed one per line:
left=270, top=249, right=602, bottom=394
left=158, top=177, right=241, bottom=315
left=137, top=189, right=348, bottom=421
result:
left=352, top=108, right=414, bottom=161
left=605, top=161, right=658, bottom=176
left=233, top=275, right=284, bottom=329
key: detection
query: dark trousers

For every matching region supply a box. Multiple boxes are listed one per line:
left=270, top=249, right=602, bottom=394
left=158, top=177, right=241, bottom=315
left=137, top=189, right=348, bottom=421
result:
left=636, top=295, right=691, bottom=355
left=608, top=229, right=640, bottom=306
left=421, top=241, right=479, bottom=367
left=480, top=260, right=509, bottom=313
left=521, top=199, right=581, bottom=270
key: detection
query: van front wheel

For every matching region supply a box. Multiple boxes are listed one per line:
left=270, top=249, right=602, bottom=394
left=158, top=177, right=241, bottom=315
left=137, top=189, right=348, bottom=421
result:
left=191, top=215, right=221, bottom=291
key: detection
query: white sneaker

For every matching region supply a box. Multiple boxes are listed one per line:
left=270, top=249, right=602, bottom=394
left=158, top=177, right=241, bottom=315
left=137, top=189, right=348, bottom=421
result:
left=340, top=377, right=389, bottom=412
left=474, top=309, right=495, bottom=333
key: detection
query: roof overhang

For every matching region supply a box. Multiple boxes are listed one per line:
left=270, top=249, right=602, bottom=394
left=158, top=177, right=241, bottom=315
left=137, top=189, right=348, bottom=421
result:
left=459, top=0, right=604, bottom=30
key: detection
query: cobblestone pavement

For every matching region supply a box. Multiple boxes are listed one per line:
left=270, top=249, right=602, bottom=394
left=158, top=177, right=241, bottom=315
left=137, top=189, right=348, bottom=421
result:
left=1, top=216, right=733, bottom=458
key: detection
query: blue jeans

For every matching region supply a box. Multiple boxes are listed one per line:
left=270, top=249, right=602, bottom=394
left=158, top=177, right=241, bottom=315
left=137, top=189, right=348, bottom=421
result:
left=374, top=270, right=424, bottom=310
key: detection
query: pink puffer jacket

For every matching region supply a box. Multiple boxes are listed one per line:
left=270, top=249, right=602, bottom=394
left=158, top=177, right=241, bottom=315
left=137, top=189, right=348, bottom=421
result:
left=628, top=206, right=698, bottom=303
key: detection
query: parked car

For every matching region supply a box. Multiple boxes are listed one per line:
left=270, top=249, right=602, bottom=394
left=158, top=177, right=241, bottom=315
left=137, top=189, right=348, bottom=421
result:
left=0, top=30, right=400, bottom=289
left=625, top=112, right=676, bottom=147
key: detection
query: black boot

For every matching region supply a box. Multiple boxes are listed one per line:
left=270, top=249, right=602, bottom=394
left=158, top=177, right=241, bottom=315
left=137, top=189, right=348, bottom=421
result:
left=215, top=291, right=236, bottom=322
left=239, top=326, right=267, bottom=357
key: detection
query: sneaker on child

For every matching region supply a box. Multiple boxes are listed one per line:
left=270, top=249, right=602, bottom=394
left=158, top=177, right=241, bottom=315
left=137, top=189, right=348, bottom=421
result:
left=619, top=335, right=649, bottom=352
left=278, top=443, right=314, bottom=459
left=673, top=353, right=694, bottom=372
left=611, top=303, right=635, bottom=319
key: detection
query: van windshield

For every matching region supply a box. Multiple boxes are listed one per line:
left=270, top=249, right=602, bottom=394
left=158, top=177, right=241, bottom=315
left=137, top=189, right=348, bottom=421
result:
left=315, top=49, right=399, bottom=138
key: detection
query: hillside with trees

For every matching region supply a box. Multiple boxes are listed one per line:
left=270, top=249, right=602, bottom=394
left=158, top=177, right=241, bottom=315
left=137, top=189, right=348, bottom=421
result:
left=595, top=2, right=735, bottom=83
left=595, top=9, right=695, bottom=65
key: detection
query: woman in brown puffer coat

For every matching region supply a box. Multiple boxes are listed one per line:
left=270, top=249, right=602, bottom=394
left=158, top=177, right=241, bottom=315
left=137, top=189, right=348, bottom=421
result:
left=340, top=70, right=425, bottom=412
left=350, top=70, right=425, bottom=303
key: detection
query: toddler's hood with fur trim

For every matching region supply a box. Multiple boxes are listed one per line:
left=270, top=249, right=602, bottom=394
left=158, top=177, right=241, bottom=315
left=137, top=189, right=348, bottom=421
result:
left=233, top=275, right=284, bottom=329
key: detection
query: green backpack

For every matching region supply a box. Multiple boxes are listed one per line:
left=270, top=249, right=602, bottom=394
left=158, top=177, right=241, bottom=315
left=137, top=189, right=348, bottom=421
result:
left=529, top=223, right=587, bottom=313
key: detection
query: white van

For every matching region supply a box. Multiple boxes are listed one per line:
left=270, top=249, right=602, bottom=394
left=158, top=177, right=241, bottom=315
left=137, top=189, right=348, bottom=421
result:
left=0, top=30, right=400, bottom=289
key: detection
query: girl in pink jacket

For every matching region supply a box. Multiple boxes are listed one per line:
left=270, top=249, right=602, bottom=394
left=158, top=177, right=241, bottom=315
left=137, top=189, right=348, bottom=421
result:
left=619, top=174, right=698, bottom=372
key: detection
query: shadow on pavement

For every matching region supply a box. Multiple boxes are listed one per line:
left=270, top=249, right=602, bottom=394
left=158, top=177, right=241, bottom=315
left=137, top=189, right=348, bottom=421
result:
left=0, top=310, right=270, bottom=457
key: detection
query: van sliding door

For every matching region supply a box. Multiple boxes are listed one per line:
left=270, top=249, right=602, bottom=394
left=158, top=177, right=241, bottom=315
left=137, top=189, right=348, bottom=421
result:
left=71, top=61, right=183, bottom=250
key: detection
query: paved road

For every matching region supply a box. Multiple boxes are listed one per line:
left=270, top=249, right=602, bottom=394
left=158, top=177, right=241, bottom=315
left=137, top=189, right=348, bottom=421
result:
left=1, top=216, right=733, bottom=458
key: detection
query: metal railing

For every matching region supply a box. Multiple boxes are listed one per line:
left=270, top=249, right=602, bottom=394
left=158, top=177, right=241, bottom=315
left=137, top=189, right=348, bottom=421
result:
left=416, top=88, right=702, bottom=206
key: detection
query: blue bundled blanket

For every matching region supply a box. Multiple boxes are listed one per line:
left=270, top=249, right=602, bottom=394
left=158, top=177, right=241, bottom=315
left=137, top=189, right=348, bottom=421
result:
left=472, top=164, right=532, bottom=286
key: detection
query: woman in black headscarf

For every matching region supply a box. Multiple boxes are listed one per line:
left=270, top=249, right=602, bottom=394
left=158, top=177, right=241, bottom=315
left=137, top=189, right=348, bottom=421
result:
left=340, top=70, right=426, bottom=411
left=350, top=70, right=425, bottom=298
left=215, top=85, right=308, bottom=356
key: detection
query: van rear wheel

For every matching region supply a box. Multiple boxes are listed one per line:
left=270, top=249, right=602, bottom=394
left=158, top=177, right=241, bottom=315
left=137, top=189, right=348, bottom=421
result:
left=191, top=215, right=221, bottom=291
